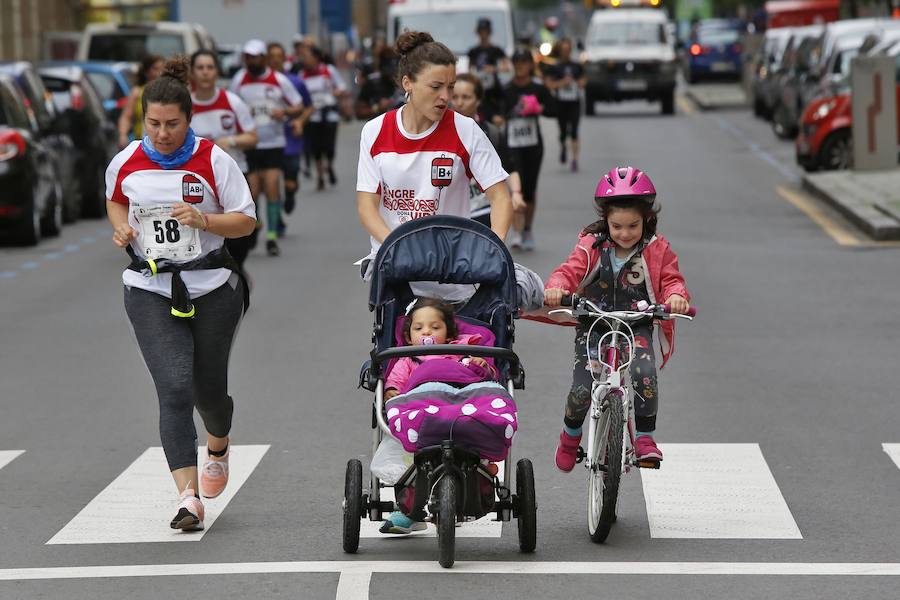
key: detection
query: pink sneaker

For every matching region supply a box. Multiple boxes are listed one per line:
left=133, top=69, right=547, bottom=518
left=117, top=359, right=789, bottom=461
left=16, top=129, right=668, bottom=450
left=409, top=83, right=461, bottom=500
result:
left=555, top=430, right=582, bottom=473
left=635, top=435, right=663, bottom=463
left=170, top=489, right=204, bottom=531
left=200, top=448, right=229, bottom=499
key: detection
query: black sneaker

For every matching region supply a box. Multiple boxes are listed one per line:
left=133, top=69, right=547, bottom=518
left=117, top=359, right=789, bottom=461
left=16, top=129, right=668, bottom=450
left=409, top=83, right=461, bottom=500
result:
left=328, top=167, right=337, bottom=185
left=560, top=146, right=567, bottom=164
left=317, top=178, right=325, bottom=191
left=266, top=239, right=280, bottom=256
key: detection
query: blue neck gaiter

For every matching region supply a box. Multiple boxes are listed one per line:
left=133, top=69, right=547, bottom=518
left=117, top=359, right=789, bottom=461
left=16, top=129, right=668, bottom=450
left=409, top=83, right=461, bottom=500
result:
left=142, top=128, right=196, bottom=169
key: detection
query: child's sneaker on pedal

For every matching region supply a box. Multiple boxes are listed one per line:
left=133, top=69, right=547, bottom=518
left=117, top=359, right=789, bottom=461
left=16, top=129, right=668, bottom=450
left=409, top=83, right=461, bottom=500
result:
left=200, top=447, right=229, bottom=499
left=635, top=435, right=663, bottom=463
left=170, top=489, right=204, bottom=531
left=555, top=430, right=582, bottom=473
left=379, top=511, right=427, bottom=534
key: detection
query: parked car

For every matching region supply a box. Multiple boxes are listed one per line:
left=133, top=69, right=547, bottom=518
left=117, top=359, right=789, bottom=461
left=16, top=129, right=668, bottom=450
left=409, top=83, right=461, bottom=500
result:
left=77, top=21, right=216, bottom=62
left=795, top=39, right=900, bottom=171
left=684, top=21, right=744, bottom=83
left=72, top=61, right=135, bottom=122
left=0, top=61, right=81, bottom=222
left=750, top=26, right=797, bottom=118
left=0, top=75, right=63, bottom=245
left=38, top=65, right=117, bottom=218
left=768, top=26, right=825, bottom=136
left=582, top=8, right=678, bottom=115
left=217, top=43, right=243, bottom=81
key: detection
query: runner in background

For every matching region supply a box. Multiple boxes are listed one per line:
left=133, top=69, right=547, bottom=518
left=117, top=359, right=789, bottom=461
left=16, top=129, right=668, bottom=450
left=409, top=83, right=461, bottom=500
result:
left=452, top=73, right=524, bottom=228
left=267, top=42, right=314, bottom=228
left=230, top=39, right=304, bottom=257
left=355, top=46, right=403, bottom=121
left=501, top=48, right=554, bottom=251
left=190, top=49, right=259, bottom=274
left=299, top=45, right=350, bottom=191
left=545, top=38, right=585, bottom=173
left=117, top=54, right=163, bottom=148
left=466, top=18, right=510, bottom=124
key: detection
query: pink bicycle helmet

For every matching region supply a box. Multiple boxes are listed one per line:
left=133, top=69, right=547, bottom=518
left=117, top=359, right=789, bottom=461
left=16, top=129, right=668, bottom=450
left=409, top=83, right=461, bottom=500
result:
left=594, top=166, right=657, bottom=204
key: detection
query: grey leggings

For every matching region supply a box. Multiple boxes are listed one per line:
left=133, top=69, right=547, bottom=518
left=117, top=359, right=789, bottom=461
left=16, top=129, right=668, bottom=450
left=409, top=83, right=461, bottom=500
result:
left=124, top=277, right=244, bottom=471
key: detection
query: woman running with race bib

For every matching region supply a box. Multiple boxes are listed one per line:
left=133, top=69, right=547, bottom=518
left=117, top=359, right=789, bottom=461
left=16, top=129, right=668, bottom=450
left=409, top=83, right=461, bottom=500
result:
left=501, top=48, right=553, bottom=251
left=106, top=56, right=257, bottom=532
left=356, top=30, right=513, bottom=302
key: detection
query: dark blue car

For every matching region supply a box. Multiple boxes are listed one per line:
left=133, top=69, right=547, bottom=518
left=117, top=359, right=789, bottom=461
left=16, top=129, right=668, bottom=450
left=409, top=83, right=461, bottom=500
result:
left=686, top=24, right=744, bottom=83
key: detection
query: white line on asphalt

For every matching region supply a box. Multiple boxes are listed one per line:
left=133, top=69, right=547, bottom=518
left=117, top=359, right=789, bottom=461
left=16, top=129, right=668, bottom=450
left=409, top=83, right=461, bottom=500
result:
left=713, top=116, right=798, bottom=181
left=640, top=444, right=802, bottom=539
left=47, top=445, right=269, bottom=544
left=360, top=464, right=505, bottom=538
left=335, top=568, right=373, bottom=600
left=881, top=444, right=900, bottom=470
left=5, top=560, right=900, bottom=582
left=0, top=450, right=25, bottom=471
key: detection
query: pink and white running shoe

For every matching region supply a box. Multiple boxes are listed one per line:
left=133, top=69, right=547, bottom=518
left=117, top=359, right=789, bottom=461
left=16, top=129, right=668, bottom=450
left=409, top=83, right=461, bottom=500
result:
left=170, top=488, right=205, bottom=531
left=200, top=448, right=229, bottom=499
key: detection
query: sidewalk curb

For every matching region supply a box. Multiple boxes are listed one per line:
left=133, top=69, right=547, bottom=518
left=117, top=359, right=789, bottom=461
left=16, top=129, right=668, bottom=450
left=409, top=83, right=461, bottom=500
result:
left=802, top=173, right=900, bottom=241
left=684, top=87, right=748, bottom=111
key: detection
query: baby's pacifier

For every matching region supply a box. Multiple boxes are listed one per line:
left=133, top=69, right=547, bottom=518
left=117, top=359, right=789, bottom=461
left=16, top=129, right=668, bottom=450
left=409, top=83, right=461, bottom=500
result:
left=420, top=336, right=436, bottom=345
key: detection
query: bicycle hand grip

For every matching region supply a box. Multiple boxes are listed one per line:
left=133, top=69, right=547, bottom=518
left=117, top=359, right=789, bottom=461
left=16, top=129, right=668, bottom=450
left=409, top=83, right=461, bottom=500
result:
left=560, top=294, right=578, bottom=307
left=662, top=304, right=697, bottom=317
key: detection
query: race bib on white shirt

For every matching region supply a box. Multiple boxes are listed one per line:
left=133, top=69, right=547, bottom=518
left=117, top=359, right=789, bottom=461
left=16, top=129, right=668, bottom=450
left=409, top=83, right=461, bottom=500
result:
left=507, top=118, right=538, bottom=148
left=134, top=202, right=201, bottom=261
left=558, top=82, right=579, bottom=101
left=249, top=100, right=275, bottom=128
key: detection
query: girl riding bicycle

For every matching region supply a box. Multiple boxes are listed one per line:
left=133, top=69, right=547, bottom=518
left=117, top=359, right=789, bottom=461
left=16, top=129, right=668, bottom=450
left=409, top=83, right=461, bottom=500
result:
left=544, top=166, right=691, bottom=472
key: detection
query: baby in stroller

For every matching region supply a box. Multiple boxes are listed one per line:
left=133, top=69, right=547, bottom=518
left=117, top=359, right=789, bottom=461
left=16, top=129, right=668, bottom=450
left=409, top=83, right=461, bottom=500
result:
left=343, top=216, right=535, bottom=566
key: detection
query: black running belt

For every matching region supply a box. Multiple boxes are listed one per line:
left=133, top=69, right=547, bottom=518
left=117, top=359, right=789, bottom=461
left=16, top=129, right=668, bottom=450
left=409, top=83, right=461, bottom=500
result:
left=126, top=245, right=249, bottom=318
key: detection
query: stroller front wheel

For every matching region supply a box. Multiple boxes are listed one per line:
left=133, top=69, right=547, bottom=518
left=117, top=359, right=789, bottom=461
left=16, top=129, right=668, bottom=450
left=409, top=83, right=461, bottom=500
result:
left=436, top=474, right=458, bottom=568
left=516, top=458, right=537, bottom=552
left=342, top=459, right=363, bottom=553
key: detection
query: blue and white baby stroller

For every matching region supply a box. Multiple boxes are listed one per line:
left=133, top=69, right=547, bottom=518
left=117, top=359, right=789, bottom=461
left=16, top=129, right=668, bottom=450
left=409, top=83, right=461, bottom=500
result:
left=342, top=215, right=536, bottom=568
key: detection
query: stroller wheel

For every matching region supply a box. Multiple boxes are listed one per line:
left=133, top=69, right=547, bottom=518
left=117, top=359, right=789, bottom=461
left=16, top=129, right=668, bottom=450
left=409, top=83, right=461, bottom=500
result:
left=436, top=475, right=458, bottom=568
left=342, top=459, right=363, bottom=553
left=516, top=458, right=537, bottom=553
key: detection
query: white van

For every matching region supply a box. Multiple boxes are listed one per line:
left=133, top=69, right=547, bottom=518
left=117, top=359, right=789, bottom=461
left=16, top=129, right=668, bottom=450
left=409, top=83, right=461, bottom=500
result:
left=386, top=0, right=515, bottom=71
left=78, top=22, right=216, bottom=63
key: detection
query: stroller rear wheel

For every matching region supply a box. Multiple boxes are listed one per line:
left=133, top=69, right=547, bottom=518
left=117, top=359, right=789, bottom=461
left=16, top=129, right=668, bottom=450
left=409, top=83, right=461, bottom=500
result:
left=342, top=459, right=363, bottom=553
left=436, top=474, right=458, bottom=568
left=516, top=458, right=537, bottom=552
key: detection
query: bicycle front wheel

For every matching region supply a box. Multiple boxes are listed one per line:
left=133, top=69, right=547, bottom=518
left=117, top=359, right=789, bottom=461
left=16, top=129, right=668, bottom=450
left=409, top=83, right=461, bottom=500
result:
left=587, top=392, right=624, bottom=543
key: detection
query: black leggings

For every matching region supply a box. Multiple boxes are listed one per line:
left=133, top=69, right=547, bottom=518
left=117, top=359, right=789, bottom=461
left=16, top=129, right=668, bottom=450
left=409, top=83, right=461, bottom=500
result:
left=564, top=323, right=659, bottom=433
left=557, top=101, right=581, bottom=142
left=124, top=278, right=244, bottom=471
left=306, top=120, right=338, bottom=161
left=510, top=144, right=544, bottom=204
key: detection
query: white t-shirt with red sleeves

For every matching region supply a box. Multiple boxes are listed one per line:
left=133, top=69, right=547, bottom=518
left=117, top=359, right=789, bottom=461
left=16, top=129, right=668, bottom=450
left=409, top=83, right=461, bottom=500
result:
left=300, top=63, right=347, bottom=123
left=357, top=105, right=508, bottom=257
left=228, top=67, right=302, bottom=149
left=106, top=138, right=256, bottom=298
left=191, top=88, right=255, bottom=173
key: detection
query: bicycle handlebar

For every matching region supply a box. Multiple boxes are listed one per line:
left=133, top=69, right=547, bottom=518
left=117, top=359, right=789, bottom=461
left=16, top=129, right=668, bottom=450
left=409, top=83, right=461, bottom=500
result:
left=558, top=294, right=697, bottom=320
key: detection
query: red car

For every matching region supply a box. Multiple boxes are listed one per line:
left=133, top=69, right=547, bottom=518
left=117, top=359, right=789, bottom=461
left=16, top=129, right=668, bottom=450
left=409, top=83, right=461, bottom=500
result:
left=795, top=84, right=900, bottom=171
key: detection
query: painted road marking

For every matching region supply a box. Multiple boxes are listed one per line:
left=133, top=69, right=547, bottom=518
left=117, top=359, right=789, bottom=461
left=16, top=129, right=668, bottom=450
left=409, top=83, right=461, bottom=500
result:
left=0, top=450, right=25, bottom=471
left=714, top=115, right=798, bottom=181
left=640, top=443, right=802, bottom=539
left=881, top=444, right=900, bottom=470
left=776, top=185, right=900, bottom=248
left=47, top=445, right=269, bottom=544
left=360, top=462, right=505, bottom=539
left=676, top=93, right=696, bottom=115
left=4, top=560, right=900, bottom=582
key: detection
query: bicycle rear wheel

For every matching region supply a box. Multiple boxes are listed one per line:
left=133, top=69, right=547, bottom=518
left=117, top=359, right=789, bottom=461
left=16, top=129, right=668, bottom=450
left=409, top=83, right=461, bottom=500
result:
left=587, top=393, right=624, bottom=543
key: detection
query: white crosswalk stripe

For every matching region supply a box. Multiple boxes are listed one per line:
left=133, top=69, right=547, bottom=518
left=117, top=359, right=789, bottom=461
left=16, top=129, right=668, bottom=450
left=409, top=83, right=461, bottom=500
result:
left=0, top=450, right=25, bottom=471
left=640, top=443, right=803, bottom=539
left=47, top=445, right=269, bottom=544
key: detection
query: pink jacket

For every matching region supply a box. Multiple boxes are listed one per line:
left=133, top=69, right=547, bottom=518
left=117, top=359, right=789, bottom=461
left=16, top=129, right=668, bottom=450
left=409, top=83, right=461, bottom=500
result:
left=385, top=333, right=495, bottom=392
left=542, top=233, right=691, bottom=369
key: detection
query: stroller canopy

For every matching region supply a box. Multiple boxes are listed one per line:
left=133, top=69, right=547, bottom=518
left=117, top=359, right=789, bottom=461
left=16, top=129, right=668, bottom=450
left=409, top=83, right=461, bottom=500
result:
left=368, top=216, right=519, bottom=351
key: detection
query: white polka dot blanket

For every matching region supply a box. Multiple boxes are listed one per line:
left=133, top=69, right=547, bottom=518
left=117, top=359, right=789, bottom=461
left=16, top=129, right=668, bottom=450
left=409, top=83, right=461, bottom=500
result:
left=384, top=372, right=518, bottom=461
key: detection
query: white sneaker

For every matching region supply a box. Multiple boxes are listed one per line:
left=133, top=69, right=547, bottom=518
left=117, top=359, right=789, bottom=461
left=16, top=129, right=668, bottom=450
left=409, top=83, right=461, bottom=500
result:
left=507, top=229, right=522, bottom=250
left=521, top=230, right=535, bottom=251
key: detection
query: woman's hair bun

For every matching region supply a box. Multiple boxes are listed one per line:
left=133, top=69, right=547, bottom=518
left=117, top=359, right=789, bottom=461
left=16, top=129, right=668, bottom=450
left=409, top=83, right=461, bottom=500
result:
left=161, top=55, right=190, bottom=85
left=395, top=30, right=434, bottom=56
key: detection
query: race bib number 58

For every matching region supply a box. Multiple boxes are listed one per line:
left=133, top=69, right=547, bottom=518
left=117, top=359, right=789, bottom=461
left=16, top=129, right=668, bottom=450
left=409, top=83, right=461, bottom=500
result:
left=134, top=203, right=201, bottom=261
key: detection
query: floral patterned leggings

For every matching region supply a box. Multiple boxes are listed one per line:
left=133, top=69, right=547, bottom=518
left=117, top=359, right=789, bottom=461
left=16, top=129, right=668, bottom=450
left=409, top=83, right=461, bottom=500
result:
left=564, top=322, right=659, bottom=432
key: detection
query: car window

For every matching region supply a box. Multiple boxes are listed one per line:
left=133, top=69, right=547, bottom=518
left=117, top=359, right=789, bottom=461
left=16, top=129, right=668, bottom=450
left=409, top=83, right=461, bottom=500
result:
left=22, top=70, right=54, bottom=127
left=590, top=22, right=665, bottom=46
left=0, top=82, right=32, bottom=129
left=79, top=76, right=105, bottom=119
left=85, top=71, right=118, bottom=100
left=698, top=29, right=740, bottom=46
left=88, top=32, right=184, bottom=61
left=41, top=77, right=76, bottom=111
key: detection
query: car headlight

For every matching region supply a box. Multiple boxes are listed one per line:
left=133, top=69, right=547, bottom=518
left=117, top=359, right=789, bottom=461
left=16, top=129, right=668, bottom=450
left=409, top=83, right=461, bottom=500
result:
left=814, top=100, right=837, bottom=121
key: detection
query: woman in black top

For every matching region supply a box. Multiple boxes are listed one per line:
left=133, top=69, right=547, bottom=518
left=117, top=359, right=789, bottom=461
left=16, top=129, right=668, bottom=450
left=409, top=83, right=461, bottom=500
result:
left=546, top=38, right=585, bottom=172
left=500, top=48, right=554, bottom=251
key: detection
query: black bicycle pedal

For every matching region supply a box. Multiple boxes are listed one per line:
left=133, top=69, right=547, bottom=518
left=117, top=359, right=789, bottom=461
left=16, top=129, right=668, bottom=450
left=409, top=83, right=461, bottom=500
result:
left=636, top=459, right=660, bottom=469
left=575, top=446, right=586, bottom=464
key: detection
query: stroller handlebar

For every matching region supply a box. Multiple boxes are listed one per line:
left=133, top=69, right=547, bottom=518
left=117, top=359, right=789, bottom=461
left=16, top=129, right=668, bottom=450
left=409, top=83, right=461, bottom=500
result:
left=372, top=344, right=520, bottom=367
